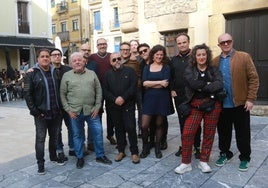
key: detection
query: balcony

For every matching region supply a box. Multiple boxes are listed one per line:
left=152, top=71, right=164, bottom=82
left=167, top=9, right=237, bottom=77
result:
left=56, top=1, right=68, bottom=14
left=57, top=31, right=69, bottom=42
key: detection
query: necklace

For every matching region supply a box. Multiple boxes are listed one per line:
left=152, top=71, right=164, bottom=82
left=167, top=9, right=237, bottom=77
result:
left=199, top=70, right=205, bottom=77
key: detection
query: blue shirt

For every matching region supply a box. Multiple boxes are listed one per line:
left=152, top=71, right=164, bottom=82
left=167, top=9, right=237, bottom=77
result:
left=219, top=53, right=234, bottom=108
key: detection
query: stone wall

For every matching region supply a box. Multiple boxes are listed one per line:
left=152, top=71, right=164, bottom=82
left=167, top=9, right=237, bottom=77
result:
left=118, top=0, right=138, bottom=33
left=144, top=0, right=197, bottom=19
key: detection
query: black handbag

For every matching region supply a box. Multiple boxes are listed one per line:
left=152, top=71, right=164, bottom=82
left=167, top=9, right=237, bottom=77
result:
left=197, top=99, right=215, bottom=113
left=178, top=103, right=191, bottom=118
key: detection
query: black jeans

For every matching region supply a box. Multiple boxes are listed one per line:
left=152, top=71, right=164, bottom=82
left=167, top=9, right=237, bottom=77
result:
left=107, top=105, right=138, bottom=155
left=34, top=116, right=61, bottom=165
left=174, top=95, right=201, bottom=148
left=217, top=106, right=251, bottom=161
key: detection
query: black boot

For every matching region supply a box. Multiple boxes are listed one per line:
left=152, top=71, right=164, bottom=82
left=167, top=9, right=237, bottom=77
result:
left=155, top=143, right=162, bottom=158
left=140, top=144, right=150, bottom=158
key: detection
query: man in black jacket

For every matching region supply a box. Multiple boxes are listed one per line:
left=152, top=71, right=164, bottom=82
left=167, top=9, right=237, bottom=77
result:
left=24, top=48, right=63, bottom=175
left=103, top=52, right=140, bottom=164
left=170, top=33, right=201, bottom=158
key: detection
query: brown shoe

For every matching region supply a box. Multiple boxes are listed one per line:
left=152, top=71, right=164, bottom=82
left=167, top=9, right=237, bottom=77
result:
left=132, top=154, right=140, bottom=164
left=107, top=136, right=117, bottom=145
left=115, top=152, right=126, bottom=162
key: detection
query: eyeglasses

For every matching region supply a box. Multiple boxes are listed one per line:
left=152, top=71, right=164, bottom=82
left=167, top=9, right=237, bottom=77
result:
left=51, top=53, right=61, bottom=57
left=120, top=48, right=130, bottom=51
left=97, top=43, right=107, bottom=46
left=219, top=40, right=232, bottom=46
left=81, top=49, right=91, bottom=52
left=138, top=48, right=148, bottom=55
left=112, top=57, right=122, bottom=62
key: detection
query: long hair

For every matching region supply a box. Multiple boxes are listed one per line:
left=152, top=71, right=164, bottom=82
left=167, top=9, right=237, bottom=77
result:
left=148, top=44, right=169, bottom=64
left=189, top=43, right=212, bottom=67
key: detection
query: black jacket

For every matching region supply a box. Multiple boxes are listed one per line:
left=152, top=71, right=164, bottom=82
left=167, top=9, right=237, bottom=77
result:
left=24, top=64, right=61, bottom=117
left=183, top=65, right=224, bottom=103
left=103, top=66, right=137, bottom=109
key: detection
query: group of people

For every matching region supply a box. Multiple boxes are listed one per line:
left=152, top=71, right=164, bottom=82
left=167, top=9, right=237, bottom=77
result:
left=23, top=32, right=259, bottom=176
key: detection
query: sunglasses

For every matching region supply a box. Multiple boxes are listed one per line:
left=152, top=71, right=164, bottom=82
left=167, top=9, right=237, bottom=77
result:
left=112, top=57, right=122, bottom=62
left=51, top=53, right=61, bottom=57
left=219, top=40, right=232, bottom=46
left=138, top=48, right=148, bottom=55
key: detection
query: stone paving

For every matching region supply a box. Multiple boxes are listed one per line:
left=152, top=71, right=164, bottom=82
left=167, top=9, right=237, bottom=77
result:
left=0, top=100, right=267, bottom=188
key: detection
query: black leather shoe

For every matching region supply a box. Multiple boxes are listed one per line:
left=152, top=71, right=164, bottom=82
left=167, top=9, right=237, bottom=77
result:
left=160, top=141, right=168, bottom=150
left=96, top=156, right=112, bottom=165
left=38, top=164, right=46, bottom=175
left=139, top=149, right=150, bottom=158
left=58, top=152, right=68, bottom=161
left=107, top=136, right=117, bottom=145
left=76, top=158, right=84, bottom=169
left=175, top=146, right=182, bottom=157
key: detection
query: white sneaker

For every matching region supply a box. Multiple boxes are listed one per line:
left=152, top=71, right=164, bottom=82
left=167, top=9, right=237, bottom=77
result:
left=198, top=161, right=212, bottom=173
left=174, top=163, right=192, bottom=174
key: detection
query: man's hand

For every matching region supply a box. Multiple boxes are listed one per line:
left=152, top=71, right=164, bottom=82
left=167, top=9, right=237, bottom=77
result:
left=115, top=96, right=125, bottom=106
left=171, top=90, right=177, bottom=97
left=68, top=111, right=77, bottom=119
left=244, top=101, right=254, bottom=111
left=91, top=109, right=99, bottom=119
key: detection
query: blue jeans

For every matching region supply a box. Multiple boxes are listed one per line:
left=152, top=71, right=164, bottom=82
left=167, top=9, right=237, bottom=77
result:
left=34, top=116, right=61, bottom=165
left=71, top=111, right=105, bottom=159
left=57, top=110, right=74, bottom=153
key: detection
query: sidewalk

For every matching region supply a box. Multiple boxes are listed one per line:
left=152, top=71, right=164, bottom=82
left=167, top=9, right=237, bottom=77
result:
left=0, top=100, right=267, bottom=187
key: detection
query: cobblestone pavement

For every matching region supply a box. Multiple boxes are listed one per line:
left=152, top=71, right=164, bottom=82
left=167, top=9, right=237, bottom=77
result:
left=0, top=100, right=267, bottom=188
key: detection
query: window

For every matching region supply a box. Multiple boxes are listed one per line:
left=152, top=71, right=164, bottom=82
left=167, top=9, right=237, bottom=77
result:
left=51, top=0, right=55, bottom=7
left=94, top=11, right=101, bottom=31
left=52, top=24, right=56, bottom=34
left=114, top=36, right=122, bottom=52
left=113, top=7, right=120, bottom=28
left=72, top=20, right=79, bottom=31
left=17, top=1, right=29, bottom=34
left=160, top=30, right=187, bottom=57
left=61, top=22, right=67, bottom=32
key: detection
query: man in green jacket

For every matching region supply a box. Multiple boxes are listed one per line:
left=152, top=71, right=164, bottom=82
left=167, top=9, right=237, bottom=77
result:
left=60, top=52, right=112, bottom=169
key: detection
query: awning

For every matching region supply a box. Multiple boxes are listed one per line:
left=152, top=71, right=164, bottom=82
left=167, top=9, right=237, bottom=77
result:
left=0, top=36, right=54, bottom=48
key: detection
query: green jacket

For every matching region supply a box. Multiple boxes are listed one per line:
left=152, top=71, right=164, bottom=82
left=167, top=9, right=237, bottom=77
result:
left=60, top=69, right=102, bottom=116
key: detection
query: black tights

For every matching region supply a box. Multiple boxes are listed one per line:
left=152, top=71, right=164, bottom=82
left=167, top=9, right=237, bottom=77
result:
left=141, top=114, right=164, bottom=148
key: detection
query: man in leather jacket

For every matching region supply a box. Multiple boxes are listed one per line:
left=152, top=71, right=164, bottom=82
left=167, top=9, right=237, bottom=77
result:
left=24, top=48, right=63, bottom=175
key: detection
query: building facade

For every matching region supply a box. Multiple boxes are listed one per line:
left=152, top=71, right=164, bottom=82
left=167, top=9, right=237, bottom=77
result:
left=0, top=0, right=53, bottom=75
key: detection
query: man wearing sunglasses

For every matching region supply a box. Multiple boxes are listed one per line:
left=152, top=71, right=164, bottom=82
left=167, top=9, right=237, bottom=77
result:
left=212, top=33, right=259, bottom=172
left=103, top=52, right=140, bottom=164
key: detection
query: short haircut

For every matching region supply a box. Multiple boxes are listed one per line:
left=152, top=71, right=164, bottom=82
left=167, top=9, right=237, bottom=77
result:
left=120, top=41, right=130, bottom=47
left=37, top=48, right=50, bottom=57
left=175, top=32, right=190, bottom=42
left=137, top=43, right=150, bottom=52
left=50, top=48, right=62, bottom=56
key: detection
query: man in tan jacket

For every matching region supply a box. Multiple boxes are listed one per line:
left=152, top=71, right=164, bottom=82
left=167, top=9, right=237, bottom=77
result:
left=212, top=33, right=259, bottom=172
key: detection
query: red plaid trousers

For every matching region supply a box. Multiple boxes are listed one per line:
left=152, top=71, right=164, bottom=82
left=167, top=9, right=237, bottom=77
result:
left=181, top=98, right=222, bottom=164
